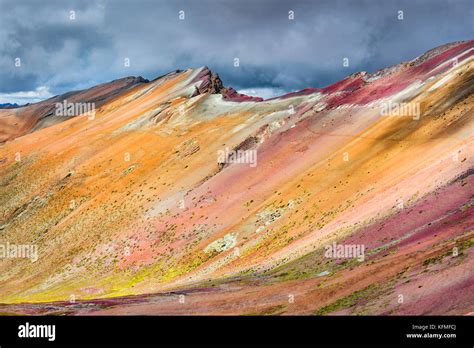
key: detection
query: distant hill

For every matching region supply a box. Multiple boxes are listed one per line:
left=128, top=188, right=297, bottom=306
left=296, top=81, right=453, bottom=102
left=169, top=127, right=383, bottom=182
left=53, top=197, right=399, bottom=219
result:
left=0, top=103, right=19, bottom=109
left=0, top=76, right=148, bottom=143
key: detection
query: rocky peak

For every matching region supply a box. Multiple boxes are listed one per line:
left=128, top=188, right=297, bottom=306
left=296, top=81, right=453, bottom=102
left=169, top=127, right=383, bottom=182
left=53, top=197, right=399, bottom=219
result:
left=191, top=66, right=263, bottom=101
left=192, top=66, right=224, bottom=96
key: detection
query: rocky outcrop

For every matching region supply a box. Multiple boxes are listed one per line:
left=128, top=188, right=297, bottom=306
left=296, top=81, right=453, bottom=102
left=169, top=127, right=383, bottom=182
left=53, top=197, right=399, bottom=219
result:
left=191, top=66, right=224, bottom=96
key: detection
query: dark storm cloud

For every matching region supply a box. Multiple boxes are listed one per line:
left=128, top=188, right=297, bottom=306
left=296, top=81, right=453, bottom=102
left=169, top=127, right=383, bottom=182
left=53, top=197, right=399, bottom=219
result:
left=0, top=0, right=472, bottom=99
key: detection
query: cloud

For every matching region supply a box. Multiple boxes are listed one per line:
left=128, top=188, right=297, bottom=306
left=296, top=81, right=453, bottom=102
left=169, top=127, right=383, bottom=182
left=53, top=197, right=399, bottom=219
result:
left=0, top=86, right=53, bottom=104
left=0, top=0, right=472, bottom=102
left=238, top=87, right=291, bottom=100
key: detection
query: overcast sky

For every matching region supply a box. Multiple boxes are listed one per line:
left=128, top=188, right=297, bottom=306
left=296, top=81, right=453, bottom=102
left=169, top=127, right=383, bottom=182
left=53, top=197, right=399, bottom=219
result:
left=0, top=0, right=472, bottom=103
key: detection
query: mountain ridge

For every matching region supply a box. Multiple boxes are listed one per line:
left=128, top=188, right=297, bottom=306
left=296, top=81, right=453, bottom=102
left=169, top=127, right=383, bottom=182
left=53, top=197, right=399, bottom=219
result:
left=1, top=39, right=471, bottom=145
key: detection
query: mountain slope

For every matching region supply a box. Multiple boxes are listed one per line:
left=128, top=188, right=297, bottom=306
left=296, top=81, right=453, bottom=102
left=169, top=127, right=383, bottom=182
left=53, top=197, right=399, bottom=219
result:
left=0, top=40, right=472, bottom=315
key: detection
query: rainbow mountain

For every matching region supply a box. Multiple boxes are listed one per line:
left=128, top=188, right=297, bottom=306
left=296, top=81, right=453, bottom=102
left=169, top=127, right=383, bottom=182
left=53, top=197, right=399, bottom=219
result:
left=0, top=40, right=473, bottom=315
